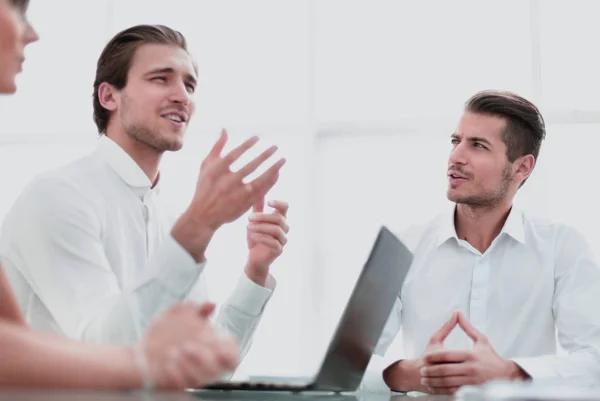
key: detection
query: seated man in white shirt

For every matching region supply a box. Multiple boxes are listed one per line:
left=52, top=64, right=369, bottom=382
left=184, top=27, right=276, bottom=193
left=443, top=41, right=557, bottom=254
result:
left=363, top=90, right=600, bottom=394
left=0, top=24, right=289, bottom=368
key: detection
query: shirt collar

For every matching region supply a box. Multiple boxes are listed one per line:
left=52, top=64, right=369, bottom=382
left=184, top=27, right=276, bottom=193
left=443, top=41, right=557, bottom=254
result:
left=502, top=205, right=526, bottom=244
left=436, top=204, right=526, bottom=247
left=436, top=205, right=459, bottom=247
left=93, top=136, right=160, bottom=197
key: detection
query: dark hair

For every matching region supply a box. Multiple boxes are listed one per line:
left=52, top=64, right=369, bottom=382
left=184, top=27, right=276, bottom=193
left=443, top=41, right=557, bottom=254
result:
left=465, top=90, right=546, bottom=186
left=10, top=0, right=30, bottom=12
left=92, top=24, right=191, bottom=135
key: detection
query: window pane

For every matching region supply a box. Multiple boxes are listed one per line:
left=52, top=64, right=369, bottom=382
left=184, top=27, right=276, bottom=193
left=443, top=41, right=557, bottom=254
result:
left=315, top=0, right=533, bottom=123
left=539, top=1, right=600, bottom=110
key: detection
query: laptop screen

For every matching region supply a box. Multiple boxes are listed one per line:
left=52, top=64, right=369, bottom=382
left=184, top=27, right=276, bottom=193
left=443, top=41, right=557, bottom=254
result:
left=312, top=226, right=413, bottom=392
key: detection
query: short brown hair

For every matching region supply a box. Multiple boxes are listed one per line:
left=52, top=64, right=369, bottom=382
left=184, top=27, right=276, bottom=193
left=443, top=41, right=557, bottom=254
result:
left=466, top=90, right=546, bottom=162
left=92, top=24, right=191, bottom=135
left=465, top=90, right=546, bottom=186
left=10, top=0, right=30, bottom=11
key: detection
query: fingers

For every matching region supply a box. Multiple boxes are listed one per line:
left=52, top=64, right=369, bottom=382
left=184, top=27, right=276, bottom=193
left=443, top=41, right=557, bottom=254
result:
left=268, top=200, right=289, bottom=218
left=248, top=233, right=284, bottom=254
left=247, top=223, right=287, bottom=245
left=427, top=311, right=459, bottom=346
left=252, top=198, right=265, bottom=214
left=223, top=136, right=260, bottom=167
left=179, top=336, right=239, bottom=384
left=207, top=129, right=229, bottom=159
left=180, top=343, right=225, bottom=383
left=163, top=343, right=231, bottom=390
left=421, top=362, right=474, bottom=378
left=249, top=213, right=289, bottom=233
left=423, top=349, right=473, bottom=365
left=197, top=302, right=216, bottom=318
left=170, top=348, right=203, bottom=388
left=422, top=373, right=477, bottom=391
left=457, top=311, right=486, bottom=343
left=164, top=354, right=189, bottom=390
left=215, top=335, right=240, bottom=371
left=247, top=158, right=286, bottom=199
left=236, top=146, right=278, bottom=178
left=425, top=379, right=465, bottom=392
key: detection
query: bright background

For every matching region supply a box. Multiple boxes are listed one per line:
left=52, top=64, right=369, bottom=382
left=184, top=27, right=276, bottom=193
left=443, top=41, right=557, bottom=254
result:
left=0, top=0, right=598, bottom=376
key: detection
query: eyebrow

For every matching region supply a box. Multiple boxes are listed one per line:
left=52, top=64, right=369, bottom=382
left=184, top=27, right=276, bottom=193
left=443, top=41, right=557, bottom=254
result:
left=145, top=67, right=197, bottom=87
left=451, top=133, right=493, bottom=146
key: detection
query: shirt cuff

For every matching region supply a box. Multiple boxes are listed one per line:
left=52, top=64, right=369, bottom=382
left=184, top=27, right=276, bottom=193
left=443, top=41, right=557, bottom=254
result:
left=225, top=273, right=276, bottom=316
left=359, top=355, right=395, bottom=393
left=510, top=357, right=556, bottom=381
left=155, top=234, right=207, bottom=296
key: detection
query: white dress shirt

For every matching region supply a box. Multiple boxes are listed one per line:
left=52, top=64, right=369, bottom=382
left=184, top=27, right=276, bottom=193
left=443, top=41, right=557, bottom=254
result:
left=361, top=205, right=600, bottom=392
left=0, top=136, right=275, bottom=362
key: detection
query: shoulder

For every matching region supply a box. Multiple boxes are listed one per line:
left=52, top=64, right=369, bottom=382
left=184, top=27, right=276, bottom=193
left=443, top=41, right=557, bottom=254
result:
left=522, top=212, right=595, bottom=273
left=5, top=156, right=104, bottom=227
left=391, top=211, right=448, bottom=253
left=522, top=212, right=586, bottom=248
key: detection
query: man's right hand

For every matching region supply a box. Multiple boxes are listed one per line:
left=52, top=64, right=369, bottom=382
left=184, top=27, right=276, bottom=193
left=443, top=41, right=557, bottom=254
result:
left=172, top=129, right=286, bottom=262
left=140, top=301, right=239, bottom=390
left=384, top=311, right=459, bottom=393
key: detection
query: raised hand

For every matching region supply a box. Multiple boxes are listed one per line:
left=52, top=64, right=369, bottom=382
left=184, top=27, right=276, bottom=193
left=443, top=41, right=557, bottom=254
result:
left=172, top=129, right=286, bottom=262
left=245, top=199, right=289, bottom=286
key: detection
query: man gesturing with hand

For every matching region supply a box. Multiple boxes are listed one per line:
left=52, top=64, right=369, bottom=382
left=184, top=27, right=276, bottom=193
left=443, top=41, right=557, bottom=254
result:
left=0, top=24, right=290, bottom=376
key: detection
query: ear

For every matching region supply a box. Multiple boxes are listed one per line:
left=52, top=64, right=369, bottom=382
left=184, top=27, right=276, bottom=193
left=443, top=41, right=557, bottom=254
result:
left=514, top=154, right=535, bottom=183
left=97, top=82, right=119, bottom=112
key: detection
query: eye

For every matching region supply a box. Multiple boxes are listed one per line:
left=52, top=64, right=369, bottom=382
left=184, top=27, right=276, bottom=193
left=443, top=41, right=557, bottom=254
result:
left=474, top=142, right=486, bottom=149
left=451, top=139, right=459, bottom=145
left=152, top=76, right=166, bottom=83
left=185, top=83, right=196, bottom=94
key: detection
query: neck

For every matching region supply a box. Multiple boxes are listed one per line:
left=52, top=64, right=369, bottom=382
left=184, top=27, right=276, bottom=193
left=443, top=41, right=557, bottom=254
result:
left=454, top=198, right=513, bottom=253
left=105, top=126, right=162, bottom=185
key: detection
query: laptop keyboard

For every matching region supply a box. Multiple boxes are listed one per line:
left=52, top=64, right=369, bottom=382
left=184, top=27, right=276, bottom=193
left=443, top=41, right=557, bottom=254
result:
left=203, top=381, right=307, bottom=392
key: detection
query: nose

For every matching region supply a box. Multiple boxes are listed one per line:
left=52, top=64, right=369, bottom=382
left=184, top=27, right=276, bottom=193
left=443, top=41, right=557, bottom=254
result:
left=169, top=80, right=192, bottom=105
left=449, top=141, right=468, bottom=167
left=24, top=21, right=39, bottom=46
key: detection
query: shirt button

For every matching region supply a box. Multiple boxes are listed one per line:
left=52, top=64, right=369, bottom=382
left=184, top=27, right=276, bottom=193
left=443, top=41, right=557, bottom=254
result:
left=472, top=291, right=483, bottom=299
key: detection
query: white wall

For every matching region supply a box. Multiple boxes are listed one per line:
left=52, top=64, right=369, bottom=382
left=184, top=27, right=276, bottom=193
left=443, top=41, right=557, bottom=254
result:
left=0, top=0, right=599, bottom=376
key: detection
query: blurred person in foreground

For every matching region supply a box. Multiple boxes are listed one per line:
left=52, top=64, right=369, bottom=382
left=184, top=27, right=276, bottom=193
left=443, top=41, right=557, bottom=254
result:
left=0, top=0, right=242, bottom=390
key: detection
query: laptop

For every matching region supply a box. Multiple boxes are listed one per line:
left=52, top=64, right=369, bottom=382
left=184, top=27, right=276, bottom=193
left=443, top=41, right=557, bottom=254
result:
left=200, top=226, right=413, bottom=393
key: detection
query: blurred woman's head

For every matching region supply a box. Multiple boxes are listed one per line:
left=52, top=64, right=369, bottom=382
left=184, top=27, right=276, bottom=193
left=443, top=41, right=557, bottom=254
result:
left=0, top=0, right=38, bottom=94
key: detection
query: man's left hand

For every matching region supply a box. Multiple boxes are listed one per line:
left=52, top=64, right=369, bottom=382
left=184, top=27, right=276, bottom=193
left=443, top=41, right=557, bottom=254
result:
left=244, top=199, right=289, bottom=286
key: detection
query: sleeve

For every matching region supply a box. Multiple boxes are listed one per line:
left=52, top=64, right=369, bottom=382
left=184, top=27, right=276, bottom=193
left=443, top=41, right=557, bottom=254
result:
left=185, top=268, right=275, bottom=378
left=511, top=226, right=600, bottom=385
left=215, top=272, right=275, bottom=359
left=10, top=177, right=206, bottom=345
